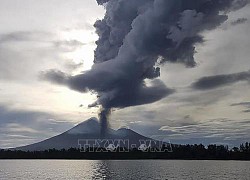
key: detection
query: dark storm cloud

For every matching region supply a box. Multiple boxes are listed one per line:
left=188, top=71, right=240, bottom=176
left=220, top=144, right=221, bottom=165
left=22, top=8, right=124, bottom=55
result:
left=43, top=0, right=249, bottom=109
left=231, top=17, right=248, bottom=26
left=192, top=70, right=250, bottom=90
left=243, top=109, right=250, bottom=113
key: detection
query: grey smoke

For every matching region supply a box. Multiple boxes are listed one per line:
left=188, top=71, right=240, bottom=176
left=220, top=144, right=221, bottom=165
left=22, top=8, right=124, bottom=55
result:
left=192, top=70, right=250, bottom=90
left=42, top=69, right=173, bottom=108
left=43, top=0, right=248, bottom=107
left=99, top=108, right=111, bottom=137
left=41, top=0, right=249, bottom=135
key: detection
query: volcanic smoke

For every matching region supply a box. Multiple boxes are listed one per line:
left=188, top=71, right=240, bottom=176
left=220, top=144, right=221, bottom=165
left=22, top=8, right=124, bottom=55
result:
left=42, top=0, right=249, bottom=137
left=99, top=108, right=111, bottom=137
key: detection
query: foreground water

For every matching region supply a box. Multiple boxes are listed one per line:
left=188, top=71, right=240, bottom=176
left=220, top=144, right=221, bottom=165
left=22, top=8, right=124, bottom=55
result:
left=0, top=160, right=250, bottom=180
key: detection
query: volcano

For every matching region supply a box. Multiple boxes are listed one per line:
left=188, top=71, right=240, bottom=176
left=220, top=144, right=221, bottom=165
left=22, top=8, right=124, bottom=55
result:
left=14, top=118, right=158, bottom=151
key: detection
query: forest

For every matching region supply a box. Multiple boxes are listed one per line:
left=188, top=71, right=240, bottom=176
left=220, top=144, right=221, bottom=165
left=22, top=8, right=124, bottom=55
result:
left=0, top=142, right=250, bottom=160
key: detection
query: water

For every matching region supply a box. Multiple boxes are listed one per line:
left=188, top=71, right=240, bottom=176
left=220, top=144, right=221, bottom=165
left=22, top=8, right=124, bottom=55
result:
left=0, top=160, right=250, bottom=180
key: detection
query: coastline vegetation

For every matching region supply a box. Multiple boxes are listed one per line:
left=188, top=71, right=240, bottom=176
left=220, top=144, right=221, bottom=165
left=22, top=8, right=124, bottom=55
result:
left=1, top=142, right=250, bottom=160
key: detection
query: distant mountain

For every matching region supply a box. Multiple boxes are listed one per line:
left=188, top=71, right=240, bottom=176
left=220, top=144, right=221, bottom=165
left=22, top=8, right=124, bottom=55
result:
left=14, top=118, right=159, bottom=151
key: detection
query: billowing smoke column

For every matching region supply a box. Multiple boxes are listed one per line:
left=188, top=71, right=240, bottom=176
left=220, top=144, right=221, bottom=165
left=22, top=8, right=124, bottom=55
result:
left=43, top=0, right=249, bottom=136
left=98, top=108, right=111, bottom=136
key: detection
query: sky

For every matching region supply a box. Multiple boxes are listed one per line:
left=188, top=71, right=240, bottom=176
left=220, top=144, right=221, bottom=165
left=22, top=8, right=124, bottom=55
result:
left=0, top=0, right=250, bottom=148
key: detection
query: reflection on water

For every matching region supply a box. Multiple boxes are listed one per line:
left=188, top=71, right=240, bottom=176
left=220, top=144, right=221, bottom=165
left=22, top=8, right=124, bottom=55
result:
left=92, top=161, right=113, bottom=179
left=0, top=160, right=250, bottom=180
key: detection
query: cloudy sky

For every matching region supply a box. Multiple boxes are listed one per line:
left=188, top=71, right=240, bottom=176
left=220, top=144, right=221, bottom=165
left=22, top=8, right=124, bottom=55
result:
left=0, top=0, right=250, bottom=148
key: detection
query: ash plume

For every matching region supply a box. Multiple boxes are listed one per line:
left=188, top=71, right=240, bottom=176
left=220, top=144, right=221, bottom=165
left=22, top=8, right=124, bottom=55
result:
left=41, top=0, right=249, bottom=136
left=99, top=108, right=111, bottom=137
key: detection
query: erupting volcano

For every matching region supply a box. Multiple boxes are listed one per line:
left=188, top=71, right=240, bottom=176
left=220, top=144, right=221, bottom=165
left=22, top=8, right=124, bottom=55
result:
left=42, top=0, right=249, bottom=137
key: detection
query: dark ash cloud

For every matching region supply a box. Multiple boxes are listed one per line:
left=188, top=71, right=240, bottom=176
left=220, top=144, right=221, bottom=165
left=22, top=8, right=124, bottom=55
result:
left=192, top=70, right=250, bottom=90
left=41, top=69, right=174, bottom=108
left=43, top=0, right=248, bottom=110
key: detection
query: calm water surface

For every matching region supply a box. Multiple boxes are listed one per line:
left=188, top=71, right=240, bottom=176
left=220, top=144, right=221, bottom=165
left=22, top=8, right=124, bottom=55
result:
left=0, top=160, right=250, bottom=180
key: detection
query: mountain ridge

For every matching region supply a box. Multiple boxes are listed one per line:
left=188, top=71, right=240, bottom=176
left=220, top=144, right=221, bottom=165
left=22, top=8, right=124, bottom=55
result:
left=13, top=118, right=157, bottom=151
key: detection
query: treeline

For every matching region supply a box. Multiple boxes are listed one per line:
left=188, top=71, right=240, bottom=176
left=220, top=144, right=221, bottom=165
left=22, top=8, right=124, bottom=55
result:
left=0, top=142, right=250, bottom=160
left=171, top=142, right=250, bottom=160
